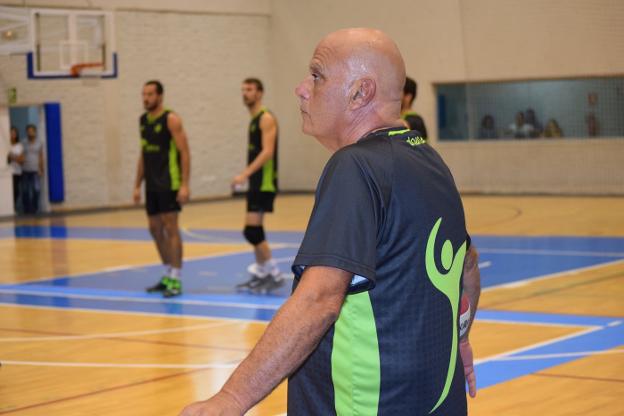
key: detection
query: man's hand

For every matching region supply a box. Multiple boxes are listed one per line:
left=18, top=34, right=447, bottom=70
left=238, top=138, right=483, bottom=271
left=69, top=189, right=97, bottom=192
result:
left=460, top=338, right=477, bottom=398
left=133, top=187, right=141, bottom=205
left=231, top=173, right=248, bottom=190
left=177, top=184, right=190, bottom=204
left=179, top=392, right=243, bottom=416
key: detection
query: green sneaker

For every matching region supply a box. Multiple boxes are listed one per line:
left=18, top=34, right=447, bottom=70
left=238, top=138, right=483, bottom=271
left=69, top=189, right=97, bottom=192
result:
left=146, top=276, right=170, bottom=293
left=163, top=278, right=182, bottom=298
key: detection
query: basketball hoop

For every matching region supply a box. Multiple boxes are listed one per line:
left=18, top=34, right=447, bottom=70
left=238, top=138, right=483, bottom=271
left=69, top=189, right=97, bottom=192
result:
left=69, top=62, right=104, bottom=77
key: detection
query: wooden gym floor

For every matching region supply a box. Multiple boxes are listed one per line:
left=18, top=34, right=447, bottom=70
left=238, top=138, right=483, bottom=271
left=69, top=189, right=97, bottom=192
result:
left=0, top=194, right=623, bottom=415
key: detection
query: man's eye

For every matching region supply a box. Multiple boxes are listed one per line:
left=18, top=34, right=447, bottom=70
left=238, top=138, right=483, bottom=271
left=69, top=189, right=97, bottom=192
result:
left=312, top=73, right=320, bottom=81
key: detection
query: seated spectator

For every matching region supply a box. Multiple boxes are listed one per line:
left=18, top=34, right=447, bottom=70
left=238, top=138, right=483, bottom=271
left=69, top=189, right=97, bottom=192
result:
left=478, top=114, right=498, bottom=139
left=524, top=108, right=543, bottom=138
left=507, top=111, right=535, bottom=139
left=7, top=126, right=24, bottom=213
left=543, top=119, right=563, bottom=138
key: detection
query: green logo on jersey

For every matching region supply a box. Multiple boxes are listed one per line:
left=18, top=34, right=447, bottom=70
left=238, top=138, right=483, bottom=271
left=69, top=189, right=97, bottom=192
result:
left=154, top=123, right=162, bottom=133
left=425, top=217, right=466, bottom=413
left=250, top=124, right=257, bottom=133
left=406, top=136, right=425, bottom=146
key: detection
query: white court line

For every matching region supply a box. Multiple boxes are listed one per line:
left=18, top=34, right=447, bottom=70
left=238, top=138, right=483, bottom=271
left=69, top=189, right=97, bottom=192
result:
left=478, top=248, right=624, bottom=258
left=489, top=348, right=624, bottom=361
left=7, top=243, right=297, bottom=286
left=0, top=302, right=271, bottom=324
left=474, top=326, right=602, bottom=365
left=475, top=318, right=587, bottom=328
left=482, top=258, right=624, bottom=292
left=0, top=320, right=233, bottom=343
left=0, top=360, right=241, bottom=370
left=0, top=288, right=283, bottom=311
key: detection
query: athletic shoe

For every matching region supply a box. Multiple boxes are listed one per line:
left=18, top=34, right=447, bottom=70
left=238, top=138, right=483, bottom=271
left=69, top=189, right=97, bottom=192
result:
left=236, top=275, right=267, bottom=291
left=146, top=276, right=170, bottom=293
left=255, top=274, right=285, bottom=294
left=163, top=278, right=182, bottom=298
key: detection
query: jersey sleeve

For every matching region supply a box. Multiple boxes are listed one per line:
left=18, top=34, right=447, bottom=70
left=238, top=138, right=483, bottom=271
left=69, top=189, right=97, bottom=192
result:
left=292, top=149, right=383, bottom=293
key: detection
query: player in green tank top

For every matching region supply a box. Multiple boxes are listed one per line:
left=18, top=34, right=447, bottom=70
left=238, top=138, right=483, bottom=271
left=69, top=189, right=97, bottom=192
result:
left=232, top=78, right=283, bottom=294
left=133, top=80, right=191, bottom=298
left=401, top=76, right=428, bottom=139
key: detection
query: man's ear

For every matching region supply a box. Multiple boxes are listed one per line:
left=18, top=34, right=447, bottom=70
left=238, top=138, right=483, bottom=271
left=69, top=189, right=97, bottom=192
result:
left=349, top=78, right=376, bottom=109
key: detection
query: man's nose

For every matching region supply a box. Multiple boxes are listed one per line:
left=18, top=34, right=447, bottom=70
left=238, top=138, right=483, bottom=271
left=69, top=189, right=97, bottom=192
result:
left=294, top=80, right=309, bottom=100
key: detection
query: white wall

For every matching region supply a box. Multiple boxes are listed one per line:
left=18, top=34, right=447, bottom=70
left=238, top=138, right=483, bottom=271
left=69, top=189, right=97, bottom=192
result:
left=2, top=0, right=623, bottom=208
left=270, top=0, right=624, bottom=195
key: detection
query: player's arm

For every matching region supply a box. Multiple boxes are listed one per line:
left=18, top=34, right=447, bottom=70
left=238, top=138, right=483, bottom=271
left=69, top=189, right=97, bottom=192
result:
left=179, top=266, right=351, bottom=415
left=232, top=113, right=277, bottom=187
left=133, top=153, right=144, bottom=204
left=460, top=243, right=481, bottom=398
left=168, top=112, right=191, bottom=203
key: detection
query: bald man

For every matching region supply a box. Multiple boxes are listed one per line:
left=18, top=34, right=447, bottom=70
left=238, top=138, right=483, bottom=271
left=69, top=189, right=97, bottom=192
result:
left=179, top=28, right=480, bottom=416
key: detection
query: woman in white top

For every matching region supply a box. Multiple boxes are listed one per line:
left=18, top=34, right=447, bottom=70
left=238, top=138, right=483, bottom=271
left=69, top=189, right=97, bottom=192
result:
left=7, top=126, right=24, bottom=212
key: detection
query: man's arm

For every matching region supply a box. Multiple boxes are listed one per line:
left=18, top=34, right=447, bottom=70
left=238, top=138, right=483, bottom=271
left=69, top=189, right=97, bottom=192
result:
left=38, top=145, right=44, bottom=176
left=460, top=244, right=481, bottom=398
left=232, top=112, right=277, bottom=187
left=133, top=153, right=144, bottom=204
left=179, top=266, right=352, bottom=416
left=168, top=112, right=191, bottom=203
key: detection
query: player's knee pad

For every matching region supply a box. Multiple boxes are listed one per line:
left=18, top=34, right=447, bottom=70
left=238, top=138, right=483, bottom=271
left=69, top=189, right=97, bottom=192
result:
left=243, top=225, right=265, bottom=246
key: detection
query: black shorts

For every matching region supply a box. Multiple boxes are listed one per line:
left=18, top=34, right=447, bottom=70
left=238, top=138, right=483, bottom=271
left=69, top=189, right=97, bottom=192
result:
left=145, top=190, right=181, bottom=216
left=246, top=191, right=276, bottom=213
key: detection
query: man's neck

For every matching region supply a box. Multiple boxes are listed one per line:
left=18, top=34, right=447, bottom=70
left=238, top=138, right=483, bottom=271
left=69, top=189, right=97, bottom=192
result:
left=148, top=105, right=164, bottom=118
left=248, top=102, right=263, bottom=117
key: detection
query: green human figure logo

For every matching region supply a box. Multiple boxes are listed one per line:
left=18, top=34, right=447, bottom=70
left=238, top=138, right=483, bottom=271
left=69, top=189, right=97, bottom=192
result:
left=425, top=217, right=466, bottom=413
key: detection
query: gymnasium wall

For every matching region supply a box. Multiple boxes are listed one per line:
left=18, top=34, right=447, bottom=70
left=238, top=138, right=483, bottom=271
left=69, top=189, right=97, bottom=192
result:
left=0, top=0, right=272, bottom=207
left=2, top=0, right=623, bottom=210
left=271, top=0, right=624, bottom=194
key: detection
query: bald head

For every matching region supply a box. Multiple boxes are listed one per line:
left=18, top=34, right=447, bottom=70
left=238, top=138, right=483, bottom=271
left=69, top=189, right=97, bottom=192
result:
left=296, top=28, right=406, bottom=150
left=323, top=28, right=406, bottom=101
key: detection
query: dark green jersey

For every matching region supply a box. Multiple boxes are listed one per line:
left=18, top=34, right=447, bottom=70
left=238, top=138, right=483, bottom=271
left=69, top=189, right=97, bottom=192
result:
left=140, top=110, right=181, bottom=192
left=248, top=107, right=278, bottom=193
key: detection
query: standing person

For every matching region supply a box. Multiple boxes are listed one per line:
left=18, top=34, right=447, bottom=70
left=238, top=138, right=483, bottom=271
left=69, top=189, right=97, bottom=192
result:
left=133, top=80, right=191, bottom=298
left=7, top=126, right=24, bottom=213
left=180, top=28, right=480, bottom=416
left=233, top=78, right=283, bottom=293
left=401, top=76, right=428, bottom=138
left=21, top=124, right=44, bottom=214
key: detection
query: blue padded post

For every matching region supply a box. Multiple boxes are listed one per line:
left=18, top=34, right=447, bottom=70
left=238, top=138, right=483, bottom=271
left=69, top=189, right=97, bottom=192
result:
left=44, top=102, right=65, bottom=203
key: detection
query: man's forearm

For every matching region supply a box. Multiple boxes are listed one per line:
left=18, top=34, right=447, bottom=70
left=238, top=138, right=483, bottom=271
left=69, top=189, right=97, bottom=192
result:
left=462, top=245, right=481, bottom=338
left=219, top=268, right=347, bottom=412
left=180, top=149, right=190, bottom=187
left=134, top=157, right=144, bottom=188
left=242, top=150, right=272, bottom=178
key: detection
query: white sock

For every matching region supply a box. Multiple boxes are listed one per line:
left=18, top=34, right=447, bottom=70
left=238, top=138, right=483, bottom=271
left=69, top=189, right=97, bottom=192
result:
left=164, top=264, right=172, bottom=276
left=170, top=267, right=181, bottom=279
left=263, top=258, right=281, bottom=278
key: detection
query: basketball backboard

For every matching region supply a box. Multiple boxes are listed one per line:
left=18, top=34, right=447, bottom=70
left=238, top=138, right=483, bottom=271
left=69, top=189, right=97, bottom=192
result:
left=0, top=6, right=117, bottom=79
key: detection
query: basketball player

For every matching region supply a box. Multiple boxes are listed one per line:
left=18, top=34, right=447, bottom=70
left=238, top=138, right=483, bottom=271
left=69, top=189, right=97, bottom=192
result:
left=233, top=78, right=282, bottom=293
left=133, top=80, right=190, bottom=298
left=401, top=76, right=428, bottom=138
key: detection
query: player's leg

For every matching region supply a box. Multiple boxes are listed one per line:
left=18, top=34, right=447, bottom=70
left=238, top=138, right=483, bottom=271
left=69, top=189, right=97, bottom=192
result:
left=161, top=210, right=183, bottom=297
left=237, top=192, right=282, bottom=293
left=145, top=191, right=173, bottom=293
left=145, top=213, right=172, bottom=292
